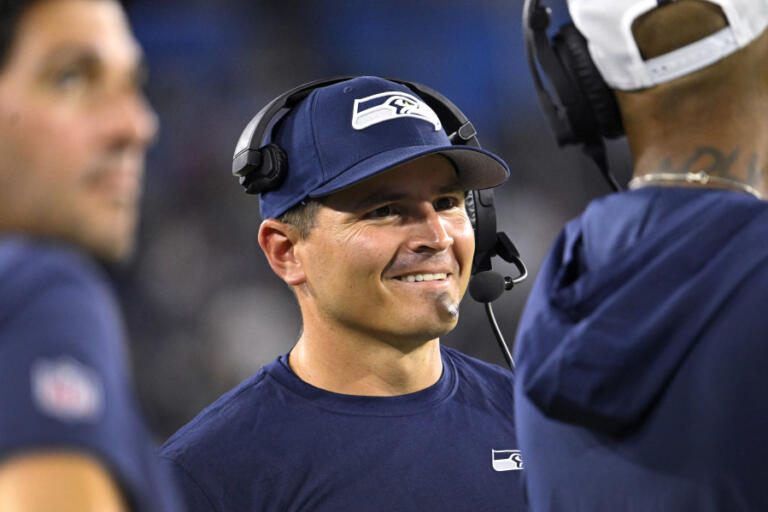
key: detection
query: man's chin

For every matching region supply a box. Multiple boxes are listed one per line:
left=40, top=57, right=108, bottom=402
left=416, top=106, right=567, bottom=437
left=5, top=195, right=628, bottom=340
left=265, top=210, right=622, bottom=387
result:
left=88, top=238, right=133, bottom=264
left=78, top=223, right=137, bottom=264
left=386, top=320, right=458, bottom=351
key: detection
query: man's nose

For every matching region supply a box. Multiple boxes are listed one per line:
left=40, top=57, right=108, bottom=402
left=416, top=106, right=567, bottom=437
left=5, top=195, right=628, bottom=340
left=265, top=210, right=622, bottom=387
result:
left=103, top=90, right=159, bottom=151
left=406, top=207, right=453, bottom=253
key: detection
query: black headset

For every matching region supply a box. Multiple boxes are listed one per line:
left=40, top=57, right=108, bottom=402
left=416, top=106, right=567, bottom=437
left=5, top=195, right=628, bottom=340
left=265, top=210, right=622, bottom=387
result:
left=232, top=76, right=526, bottom=367
left=522, top=0, right=624, bottom=191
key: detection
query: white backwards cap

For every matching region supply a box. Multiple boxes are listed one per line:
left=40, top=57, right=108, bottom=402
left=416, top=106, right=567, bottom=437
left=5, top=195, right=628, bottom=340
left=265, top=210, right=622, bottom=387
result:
left=568, top=0, right=768, bottom=90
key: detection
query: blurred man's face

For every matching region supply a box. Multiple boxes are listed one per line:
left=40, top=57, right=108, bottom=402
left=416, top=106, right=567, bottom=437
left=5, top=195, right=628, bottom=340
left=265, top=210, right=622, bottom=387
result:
left=0, top=0, right=157, bottom=261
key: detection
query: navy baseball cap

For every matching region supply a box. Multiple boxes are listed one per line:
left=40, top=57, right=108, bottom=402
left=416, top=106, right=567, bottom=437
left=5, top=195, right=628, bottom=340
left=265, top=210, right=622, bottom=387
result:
left=260, top=76, right=510, bottom=219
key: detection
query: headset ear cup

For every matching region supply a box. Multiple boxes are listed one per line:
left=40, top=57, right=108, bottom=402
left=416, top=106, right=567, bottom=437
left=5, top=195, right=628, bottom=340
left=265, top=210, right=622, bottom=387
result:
left=468, top=189, right=499, bottom=275
left=263, top=144, right=289, bottom=187
left=465, top=190, right=477, bottom=230
left=243, top=144, right=288, bottom=195
left=555, top=24, right=624, bottom=139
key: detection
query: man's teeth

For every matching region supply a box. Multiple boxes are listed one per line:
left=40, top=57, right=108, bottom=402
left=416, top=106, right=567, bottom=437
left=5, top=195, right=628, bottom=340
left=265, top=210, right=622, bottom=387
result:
left=395, top=273, right=448, bottom=283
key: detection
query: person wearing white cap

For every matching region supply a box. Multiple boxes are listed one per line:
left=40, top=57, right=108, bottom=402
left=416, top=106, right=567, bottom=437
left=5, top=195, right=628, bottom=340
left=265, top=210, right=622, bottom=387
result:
left=514, top=0, right=768, bottom=510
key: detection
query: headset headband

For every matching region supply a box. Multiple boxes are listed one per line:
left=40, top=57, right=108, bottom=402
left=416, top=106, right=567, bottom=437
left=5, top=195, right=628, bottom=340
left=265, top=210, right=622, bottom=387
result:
left=233, top=76, right=481, bottom=181
left=522, top=0, right=623, bottom=191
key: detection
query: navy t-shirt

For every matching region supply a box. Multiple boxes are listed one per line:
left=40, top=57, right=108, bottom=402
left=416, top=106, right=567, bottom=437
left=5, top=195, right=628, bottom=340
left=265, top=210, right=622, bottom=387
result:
left=0, top=237, right=180, bottom=512
left=161, top=346, right=525, bottom=511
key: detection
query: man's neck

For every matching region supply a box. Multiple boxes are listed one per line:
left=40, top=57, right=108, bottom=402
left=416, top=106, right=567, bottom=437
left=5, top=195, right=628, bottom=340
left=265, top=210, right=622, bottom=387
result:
left=630, top=142, right=768, bottom=198
left=617, top=70, right=768, bottom=198
left=287, top=322, right=443, bottom=397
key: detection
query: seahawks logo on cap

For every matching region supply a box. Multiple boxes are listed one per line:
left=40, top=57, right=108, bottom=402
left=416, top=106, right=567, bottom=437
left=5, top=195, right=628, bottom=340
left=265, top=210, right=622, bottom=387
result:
left=352, top=92, right=442, bottom=131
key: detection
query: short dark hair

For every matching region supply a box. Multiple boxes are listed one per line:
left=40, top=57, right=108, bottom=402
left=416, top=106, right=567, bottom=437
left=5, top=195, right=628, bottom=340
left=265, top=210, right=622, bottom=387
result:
left=0, top=0, right=127, bottom=71
left=0, top=1, right=37, bottom=69
left=276, top=199, right=322, bottom=239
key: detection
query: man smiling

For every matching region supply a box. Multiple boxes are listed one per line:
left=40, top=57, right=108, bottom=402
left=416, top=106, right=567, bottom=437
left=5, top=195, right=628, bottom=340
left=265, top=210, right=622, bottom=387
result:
left=161, top=76, right=526, bottom=511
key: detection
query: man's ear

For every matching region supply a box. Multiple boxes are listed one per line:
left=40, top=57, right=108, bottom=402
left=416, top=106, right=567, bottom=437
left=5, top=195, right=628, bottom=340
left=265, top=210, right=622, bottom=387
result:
left=258, top=219, right=306, bottom=286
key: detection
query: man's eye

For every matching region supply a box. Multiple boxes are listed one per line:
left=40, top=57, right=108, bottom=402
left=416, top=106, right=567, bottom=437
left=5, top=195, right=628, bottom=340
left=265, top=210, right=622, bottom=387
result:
left=366, top=205, right=395, bottom=219
left=434, top=196, right=459, bottom=211
left=49, top=60, right=98, bottom=91
left=52, top=68, right=88, bottom=90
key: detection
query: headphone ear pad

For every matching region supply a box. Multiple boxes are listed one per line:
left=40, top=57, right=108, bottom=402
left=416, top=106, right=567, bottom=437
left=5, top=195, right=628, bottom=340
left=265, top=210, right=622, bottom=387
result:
left=262, top=144, right=289, bottom=186
left=244, top=144, right=288, bottom=195
left=467, top=189, right=499, bottom=275
left=465, top=190, right=477, bottom=230
left=555, top=24, right=624, bottom=139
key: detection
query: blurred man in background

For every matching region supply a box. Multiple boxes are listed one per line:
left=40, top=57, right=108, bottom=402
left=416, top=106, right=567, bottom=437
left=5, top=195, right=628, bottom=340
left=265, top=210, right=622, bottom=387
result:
left=0, top=0, right=179, bottom=510
left=515, top=0, right=768, bottom=510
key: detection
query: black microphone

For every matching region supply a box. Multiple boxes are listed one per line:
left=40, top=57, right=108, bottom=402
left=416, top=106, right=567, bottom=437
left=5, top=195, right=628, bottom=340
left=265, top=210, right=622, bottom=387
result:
left=469, top=270, right=514, bottom=369
left=468, top=233, right=527, bottom=370
left=469, top=271, right=505, bottom=303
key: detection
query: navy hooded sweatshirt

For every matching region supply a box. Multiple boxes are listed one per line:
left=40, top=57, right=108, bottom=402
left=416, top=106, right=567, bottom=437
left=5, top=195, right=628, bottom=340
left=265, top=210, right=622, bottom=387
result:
left=514, top=187, right=768, bottom=512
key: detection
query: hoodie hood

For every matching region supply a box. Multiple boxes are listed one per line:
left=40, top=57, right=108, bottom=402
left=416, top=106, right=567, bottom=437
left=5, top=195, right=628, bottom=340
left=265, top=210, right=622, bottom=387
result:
left=514, top=187, right=768, bottom=433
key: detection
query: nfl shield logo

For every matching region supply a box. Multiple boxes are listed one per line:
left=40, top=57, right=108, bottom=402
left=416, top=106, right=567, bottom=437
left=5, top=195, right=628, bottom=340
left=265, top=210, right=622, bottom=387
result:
left=31, top=357, right=103, bottom=422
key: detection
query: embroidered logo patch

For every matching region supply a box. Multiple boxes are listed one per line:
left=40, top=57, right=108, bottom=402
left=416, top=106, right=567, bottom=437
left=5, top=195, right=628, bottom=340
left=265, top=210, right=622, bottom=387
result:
left=492, top=449, right=524, bottom=471
left=351, top=91, right=442, bottom=131
left=31, top=357, right=103, bottom=422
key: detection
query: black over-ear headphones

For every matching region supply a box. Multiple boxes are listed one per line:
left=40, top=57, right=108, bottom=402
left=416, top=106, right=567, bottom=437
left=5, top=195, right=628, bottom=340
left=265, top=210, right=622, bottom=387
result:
left=232, top=76, right=526, bottom=368
left=522, top=0, right=624, bottom=191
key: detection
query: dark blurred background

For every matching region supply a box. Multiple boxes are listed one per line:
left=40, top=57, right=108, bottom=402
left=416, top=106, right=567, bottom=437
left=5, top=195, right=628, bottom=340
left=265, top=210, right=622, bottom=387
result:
left=118, top=0, right=632, bottom=440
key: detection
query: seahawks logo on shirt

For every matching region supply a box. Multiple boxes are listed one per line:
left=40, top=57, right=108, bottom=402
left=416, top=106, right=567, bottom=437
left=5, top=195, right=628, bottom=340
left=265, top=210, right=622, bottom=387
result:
left=492, top=449, right=523, bottom=471
left=352, top=91, right=442, bottom=131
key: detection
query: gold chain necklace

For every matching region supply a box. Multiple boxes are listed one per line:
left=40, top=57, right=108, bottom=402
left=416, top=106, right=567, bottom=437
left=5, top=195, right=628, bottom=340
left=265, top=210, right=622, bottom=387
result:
left=628, top=170, right=763, bottom=200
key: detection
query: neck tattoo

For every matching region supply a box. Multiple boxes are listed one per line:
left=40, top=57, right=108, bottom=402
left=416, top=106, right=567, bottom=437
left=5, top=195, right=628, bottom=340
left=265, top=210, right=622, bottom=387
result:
left=628, top=170, right=764, bottom=200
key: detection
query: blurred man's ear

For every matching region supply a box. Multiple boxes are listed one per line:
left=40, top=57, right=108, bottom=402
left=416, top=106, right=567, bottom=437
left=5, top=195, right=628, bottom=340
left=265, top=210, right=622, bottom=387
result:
left=258, top=219, right=306, bottom=286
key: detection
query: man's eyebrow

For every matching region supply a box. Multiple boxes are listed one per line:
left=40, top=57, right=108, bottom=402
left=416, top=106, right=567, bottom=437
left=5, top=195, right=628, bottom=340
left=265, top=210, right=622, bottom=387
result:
left=436, top=182, right=465, bottom=195
left=345, top=181, right=465, bottom=212
left=39, top=44, right=146, bottom=79
left=39, top=45, right=101, bottom=68
left=347, top=190, right=409, bottom=212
